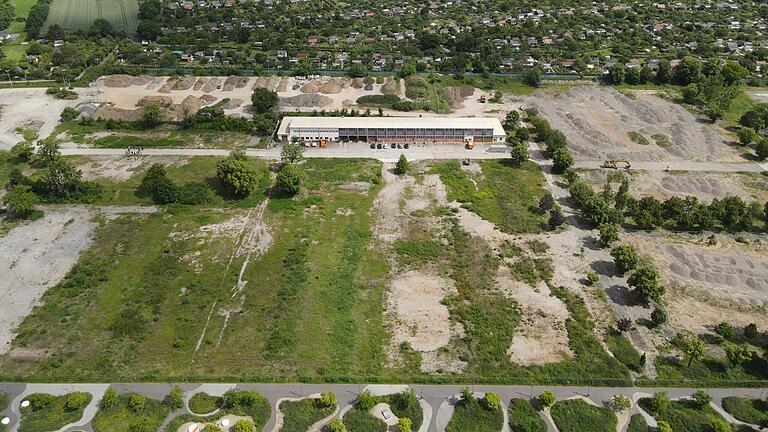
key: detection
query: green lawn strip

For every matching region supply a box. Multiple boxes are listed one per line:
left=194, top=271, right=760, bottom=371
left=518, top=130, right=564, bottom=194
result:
left=0, top=391, right=7, bottom=432
left=721, top=397, right=768, bottom=426
left=91, top=135, right=186, bottom=148
left=188, top=392, right=222, bottom=415
left=343, top=408, right=387, bottom=432
left=432, top=160, right=547, bottom=234
left=92, top=393, right=170, bottom=432
left=626, top=413, right=649, bottom=432
left=445, top=398, right=503, bottom=432
left=550, top=399, right=616, bottom=432
left=604, top=332, right=643, bottom=372
left=508, top=398, right=546, bottom=432
left=278, top=398, right=335, bottom=432
left=11, top=0, right=38, bottom=17
left=18, top=392, right=92, bottom=432
left=638, top=398, right=729, bottom=432
left=653, top=348, right=768, bottom=383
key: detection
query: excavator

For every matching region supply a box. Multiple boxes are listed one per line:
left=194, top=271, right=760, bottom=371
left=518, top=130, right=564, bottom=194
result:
left=601, top=159, right=631, bottom=170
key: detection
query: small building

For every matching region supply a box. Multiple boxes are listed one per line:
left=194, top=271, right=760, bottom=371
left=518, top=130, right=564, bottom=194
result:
left=277, top=116, right=506, bottom=144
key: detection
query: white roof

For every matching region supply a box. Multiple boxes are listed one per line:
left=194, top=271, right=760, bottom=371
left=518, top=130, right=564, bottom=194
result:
left=278, top=116, right=506, bottom=136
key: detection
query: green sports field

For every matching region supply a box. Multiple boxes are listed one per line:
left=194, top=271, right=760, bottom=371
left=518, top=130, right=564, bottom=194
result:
left=42, top=0, right=139, bottom=35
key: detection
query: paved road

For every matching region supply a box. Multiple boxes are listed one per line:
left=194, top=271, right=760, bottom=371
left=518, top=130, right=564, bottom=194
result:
left=60, top=145, right=768, bottom=173
left=1, top=383, right=766, bottom=432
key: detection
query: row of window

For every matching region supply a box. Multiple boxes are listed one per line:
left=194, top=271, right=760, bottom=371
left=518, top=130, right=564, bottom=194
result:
left=293, top=128, right=495, bottom=136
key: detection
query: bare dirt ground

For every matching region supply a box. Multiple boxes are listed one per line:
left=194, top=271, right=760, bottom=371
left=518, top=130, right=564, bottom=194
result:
left=626, top=231, right=768, bottom=334
left=75, top=155, right=189, bottom=181
left=0, top=205, right=157, bottom=355
left=0, top=88, right=97, bottom=149
left=529, top=87, right=741, bottom=162
left=579, top=170, right=768, bottom=202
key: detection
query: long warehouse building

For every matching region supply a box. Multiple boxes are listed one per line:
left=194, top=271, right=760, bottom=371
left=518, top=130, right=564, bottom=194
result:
left=277, top=116, right=506, bottom=144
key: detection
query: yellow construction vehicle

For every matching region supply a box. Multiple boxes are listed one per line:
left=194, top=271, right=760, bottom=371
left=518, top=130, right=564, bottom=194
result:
left=601, top=159, right=631, bottom=169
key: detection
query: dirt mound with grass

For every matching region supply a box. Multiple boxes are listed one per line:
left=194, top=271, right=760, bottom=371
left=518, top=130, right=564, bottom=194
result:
left=444, top=86, right=475, bottom=109
left=173, top=76, right=197, bottom=91
left=300, top=81, right=320, bottom=93
left=202, top=77, right=222, bottom=93
left=137, top=95, right=174, bottom=108
left=351, top=78, right=364, bottom=89
left=381, top=78, right=398, bottom=95
left=280, top=93, right=333, bottom=108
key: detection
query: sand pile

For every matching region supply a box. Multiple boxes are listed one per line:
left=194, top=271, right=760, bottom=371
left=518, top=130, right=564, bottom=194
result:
left=381, top=78, right=398, bottom=95
left=277, top=77, right=289, bottom=92
left=93, top=106, right=143, bottom=122
left=158, top=78, right=177, bottom=93
left=193, top=78, right=208, bottom=91
left=200, top=94, right=218, bottom=105
left=279, top=94, right=333, bottom=108
left=351, top=78, right=364, bottom=89
left=202, top=77, right=222, bottom=93
left=300, top=81, right=320, bottom=93
left=102, top=74, right=153, bottom=88
left=444, top=86, right=475, bottom=108
left=318, top=78, right=344, bottom=94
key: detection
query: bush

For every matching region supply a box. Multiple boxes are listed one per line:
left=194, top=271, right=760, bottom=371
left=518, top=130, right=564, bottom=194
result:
left=177, top=181, right=214, bottom=205
left=550, top=399, right=617, bottom=432
left=60, top=107, right=79, bottom=122
left=651, top=308, right=667, bottom=326
left=395, top=154, right=409, bottom=175
left=166, top=387, right=184, bottom=410
left=128, top=394, right=146, bottom=412
left=232, top=419, right=255, bottom=432
left=508, top=399, right=546, bottom=432
left=598, top=223, right=619, bottom=247
left=100, top=389, right=118, bottom=409
left=356, top=94, right=401, bottom=106
left=320, top=392, right=336, bottom=408
left=647, top=392, right=670, bottom=413
left=188, top=393, right=222, bottom=414
left=607, top=395, right=632, bottom=412
left=628, top=266, right=664, bottom=304
left=626, top=414, right=648, bottom=432
left=139, top=164, right=178, bottom=204
left=216, top=156, right=259, bottom=197
left=357, top=390, right=375, bottom=410
left=28, top=393, right=54, bottom=410
left=397, top=417, right=413, bottom=432
left=3, top=184, right=39, bottom=217
left=11, top=141, right=34, bottom=161
left=714, top=322, right=736, bottom=340
left=744, top=323, right=758, bottom=339
left=691, top=390, right=712, bottom=408
left=484, top=393, right=501, bottom=410
left=610, top=244, right=638, bottom=274
left=328, top=419, right=345, bottom=432
left=275, top=163, right=305, bottom=196
left=65, top=392, right=90, bottom=411
left=538, top=391, right=556, bottom=409
left=657, top=421, right=672, bottom=432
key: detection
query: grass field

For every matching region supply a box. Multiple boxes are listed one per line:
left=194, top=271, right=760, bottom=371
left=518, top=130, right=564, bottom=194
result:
left=42, top=0, right=139, bottom=35
left=11, top=0, right=37, bottom=18
left=0, top=157, right=388, bottom=382
left=91, top=393, right=170, bottom=432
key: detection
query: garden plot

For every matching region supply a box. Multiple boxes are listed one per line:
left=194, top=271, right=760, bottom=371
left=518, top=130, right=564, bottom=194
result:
left=626, top=231, right=768, bottom=333
left=530, top=87, right=740, bottom=162
left=578, top=170, right=764, bottom=202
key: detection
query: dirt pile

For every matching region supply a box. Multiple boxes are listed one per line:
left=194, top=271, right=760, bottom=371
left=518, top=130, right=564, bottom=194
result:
left=318, top=78, right=345, bottom=94
left=173, top=76, right=197, bottom=91
left=224, top=98, right=243, bottom=109
left=223, top=76, right=249, bottom=91
left=138, top=95, right=174, bottom=107
left=200, top=94, right=218, bottom=105
left=202, top=77, right=222, bottom=93
left=381, top=78, right=398, bottom=95
left=279, top=94, right=333, bottom=109
left=102, top=74, right=153, bottom=88
left=300, top=81, right=320, bottom=93
left=193, top=78, right=207, bottom=91
left=158, top=78, right=178, bottom=93
left=444, top=86, right=475, bottom=108
left=530, top=87, right=739, bottom=162
left=93, top=106, right=143, bottom=122
left=276, top=77, right=289, bottom=92
left=252, top=76, right=281, bottom=91
left=351, top=78, right=364, bottom=89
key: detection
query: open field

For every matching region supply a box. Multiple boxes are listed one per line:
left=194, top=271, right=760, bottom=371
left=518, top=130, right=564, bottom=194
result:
left=530, top=86, right=743, bottom=162
left=42, top=0, right=139, bottom=35
left=11, top=0, right=38, bottom=18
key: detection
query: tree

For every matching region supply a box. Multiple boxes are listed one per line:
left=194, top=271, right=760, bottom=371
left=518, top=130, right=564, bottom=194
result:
left=656, top=60, right=672, bottom=84
left=141, top=103, right=163, bottom=128
left=523, top=68, right=542, bottom=87
left=10, top=141, right=34, bottom=162
left=682, top=332, right=705, bottom=367
left=657, top=421, right=672, bottom=432
left=101, top=389, right=118, bottom=409
left=328, top=419, right=345, bottom=432
left=281, top=138, right=304, bottom=164
left=607, top=64, right=625, bottom=84
left=484, top=392, right=501, bottom=410
left=397, top=417, right=413, bottom=432
left=128, top=394, right=146, bottom=412
left=744, top=323, right=758, bottom=339
left=232, top=419, right=255, bottom=432
left=60, top=107, right=79, bottom=122
left=598, top=223, right=619, bottom=247
left=251, top=88, right=278, bottom=114
left=137, top=20, right=161, bottom=41
left=616, top=318, right=633, bottom=332
left=275, top=163, right=305, bottom=196
left=721, top=63, right=748, bottom=85
left=548, top=206, right=565, bottom=229
left=167, top=386, right=184, bottom=409
left=65, top=392, right=90, bottom=411
left=632, top=196, right=665, bottom=230
left=538, top=391, right=556, bottom=409
left=139, top=164, right=178, bottom=204
left=691, top=390, right=712, bottom=408
left=755, top=139, right=768, bottom=160
left=358, top=390, right=375, bottom=410
left=509, top=141, right=528, bottom=165
left=538, top=193, right=555, bottom=213
left=628, top=266, right=664, bottom=304
left=348, top=63, right=368, bottom=78
left=551, top=147, right=574, bottom=173
left=504, top=110, right=520, bottom=129
left=674, top=56, right=702, bottom=85
left=651, top=308, right=667, bottom=326
left=37, top=139, right=61, bottom=165
left=89, top=18, right=114, bottom=37
left=723, top=342, right=753, bottom=366
left=395, top=154, right=409, bottom=175
left=320, top=392, right=336, bottom=408
left=624, top=67, right=640, bottom=85
left=216, top=156, right=258, bottom=197
left=610, top=244, right=639, bottom=274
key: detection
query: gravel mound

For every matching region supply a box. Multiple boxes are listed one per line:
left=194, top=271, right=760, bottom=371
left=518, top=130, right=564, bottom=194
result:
left=279, top=94, right=333, bottom=108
